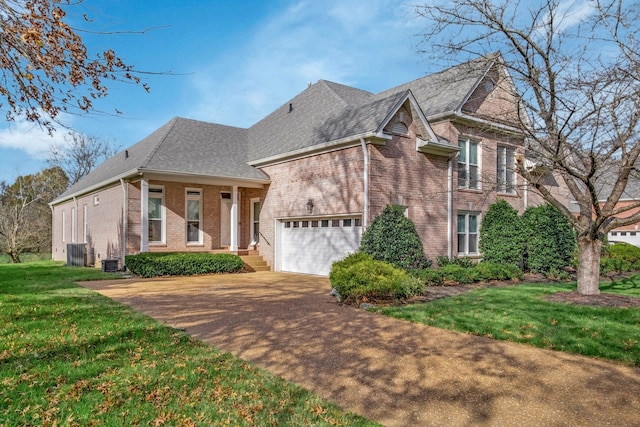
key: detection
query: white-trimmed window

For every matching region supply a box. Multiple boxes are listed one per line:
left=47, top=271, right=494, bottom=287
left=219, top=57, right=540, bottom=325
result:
left=186, top=189, right=202, bottom=244
left=71, top=207, right=76, bottom=243
left=457, top=212, right=479, bottom=255
left=148, top=187, right=165, bottom=244
left=83, top=204, right=88, bottom=243
left=458, top=138, right=480, bottom=189
left=250, top=198, right=260, bottom=245
left=497, top=145, right=516, bottom=194
left=62, top=210, right=66, bottom=243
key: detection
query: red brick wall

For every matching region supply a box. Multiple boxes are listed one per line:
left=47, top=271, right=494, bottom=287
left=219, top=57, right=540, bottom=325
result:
left=52, top=183, right=127, bottom=268
left=258, top=147, right=365, bottom=267
left=52, top=179, right=268, bottom=268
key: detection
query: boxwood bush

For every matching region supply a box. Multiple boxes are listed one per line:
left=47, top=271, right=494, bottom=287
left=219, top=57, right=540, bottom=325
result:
left=474, top=261, right=523, bottom=281
left=125, top=252, right=244, bottom=278
left=329, top=253, right=424, bottom=303
left=409, top=268, right=444, bottom=286
left=608, top=242, right=640, bottom=265
left=439, top=264, right=478, bottom=284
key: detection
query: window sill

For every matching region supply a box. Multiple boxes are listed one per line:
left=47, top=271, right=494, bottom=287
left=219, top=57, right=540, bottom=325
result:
left=497, top=191, right=518, bottom=197
left=457, top=188, right=483, bottom=194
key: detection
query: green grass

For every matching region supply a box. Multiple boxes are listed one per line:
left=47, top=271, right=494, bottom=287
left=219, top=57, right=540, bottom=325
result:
left=0, top=253, right=52, bottom=264
left=378, top=276, right=640, bottom=366
left=0, top=262, right=376, bottom=426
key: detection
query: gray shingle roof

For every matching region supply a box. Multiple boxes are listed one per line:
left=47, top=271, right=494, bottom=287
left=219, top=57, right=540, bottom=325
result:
left=53, top=55, right=496, bottom=204
left=53, top=117, right=268, bottom=203
left=375, top=54, right=496, bottom=118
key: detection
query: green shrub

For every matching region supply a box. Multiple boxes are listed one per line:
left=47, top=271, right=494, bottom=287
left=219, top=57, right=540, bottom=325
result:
left=600, top=257, right=633, bottom=275
left=608, top=242, right=640, bottom=264
left=474, top=262, right=523, bottom=281
left=436, top=256, right=475, bottom=268
left=125, top=252, right=244, bottom=278
left=329, top=256, right=424, bottom=303
left=440, top=264, right=478, bottom=284
left=479, top=199, right=524, bottom=266
left=409, top=268, right=444, bottom=286
left=521, top=204, right=576, bottom=274
left=359, top=205, right=431, bottom=270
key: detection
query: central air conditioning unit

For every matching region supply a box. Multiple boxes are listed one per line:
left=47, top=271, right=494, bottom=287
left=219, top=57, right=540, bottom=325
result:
left=101, top=259, right=119, bottom=273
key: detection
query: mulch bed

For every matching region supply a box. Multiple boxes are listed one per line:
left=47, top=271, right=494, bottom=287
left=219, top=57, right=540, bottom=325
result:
left=546, top=291, right=640, bottom=308
left=401, top=273, right=640, bottom=308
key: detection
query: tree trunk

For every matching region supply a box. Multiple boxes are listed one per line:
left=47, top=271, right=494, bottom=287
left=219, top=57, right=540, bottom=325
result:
left=576, top=236, right=601, bottom=295
left=10, top=251, right=21, bottom=263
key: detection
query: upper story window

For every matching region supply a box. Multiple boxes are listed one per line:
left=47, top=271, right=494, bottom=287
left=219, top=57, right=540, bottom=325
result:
left=497, top=145, right=516, bottom=194
left=458, top=138, right=480, bottom=189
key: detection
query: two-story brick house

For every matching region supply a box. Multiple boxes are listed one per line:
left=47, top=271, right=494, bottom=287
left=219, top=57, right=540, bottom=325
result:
left=51, top=53, right=562, bottom=275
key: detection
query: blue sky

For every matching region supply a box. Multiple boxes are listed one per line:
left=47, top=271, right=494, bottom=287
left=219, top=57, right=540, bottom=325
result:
left=0, top=0, right=437, bottom=183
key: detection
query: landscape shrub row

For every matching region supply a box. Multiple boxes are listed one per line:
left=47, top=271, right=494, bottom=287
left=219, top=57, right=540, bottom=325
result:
left=410, top=261, right=523, bottom=286
left=480, top=200, right=576, bottom=274
left=600, top=242, right=640, bottom=274
left=125, top=252, right=244, bottom=278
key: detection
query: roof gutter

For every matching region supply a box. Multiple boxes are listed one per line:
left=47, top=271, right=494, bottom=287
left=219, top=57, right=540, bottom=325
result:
left=427, top=110, right=524, bottom=136
left=248, top=131, right=389, bottom=168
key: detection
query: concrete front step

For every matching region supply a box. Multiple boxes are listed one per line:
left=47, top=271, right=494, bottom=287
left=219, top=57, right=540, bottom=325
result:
left=240, top=254, right=270, bottom=272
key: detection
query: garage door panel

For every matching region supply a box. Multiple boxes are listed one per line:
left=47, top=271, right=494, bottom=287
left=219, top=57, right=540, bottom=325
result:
left=280, top=218, right=361, bottom=276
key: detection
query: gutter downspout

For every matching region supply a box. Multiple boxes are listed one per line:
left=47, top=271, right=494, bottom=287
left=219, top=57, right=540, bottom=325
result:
left=50, top=205, right=54, bottom=260
left=447, top=155, right=454, bottom=259
left=120, top=179, right=128, bottom=270
left=360, top=137, right=369, bottom=228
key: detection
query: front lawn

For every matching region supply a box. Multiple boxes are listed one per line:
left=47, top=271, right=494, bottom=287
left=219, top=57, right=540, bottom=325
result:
left=377, top=276, right=640, bottom=366
left=0, top=262, right=374, bottom=426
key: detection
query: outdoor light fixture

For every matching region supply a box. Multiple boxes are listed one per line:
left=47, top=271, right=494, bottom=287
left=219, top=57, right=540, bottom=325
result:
left=306, top=199, right=314, bottom=213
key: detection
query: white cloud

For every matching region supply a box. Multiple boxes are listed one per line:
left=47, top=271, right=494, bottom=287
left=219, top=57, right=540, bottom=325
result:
left=0, top=116, right=68, bottom=160
left=539, top=0, right=596, bottom=34
left=186, top=0, right=421, bottom=128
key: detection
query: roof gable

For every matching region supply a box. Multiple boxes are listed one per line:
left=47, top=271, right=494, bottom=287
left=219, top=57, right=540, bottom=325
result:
left=376, top=53, right=499, bottom=119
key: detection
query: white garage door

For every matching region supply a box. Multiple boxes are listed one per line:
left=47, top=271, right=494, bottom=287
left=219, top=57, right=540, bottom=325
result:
left=280, top=217, right=362, bottom=276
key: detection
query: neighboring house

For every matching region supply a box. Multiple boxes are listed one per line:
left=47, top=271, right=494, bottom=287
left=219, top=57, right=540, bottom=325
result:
left=51, top=53, right=561, bottom=275
left=597, top=167, right=640, bottom=247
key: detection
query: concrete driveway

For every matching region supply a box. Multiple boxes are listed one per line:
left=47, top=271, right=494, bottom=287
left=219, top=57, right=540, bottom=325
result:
left=80, top=271, right=640, bottom=426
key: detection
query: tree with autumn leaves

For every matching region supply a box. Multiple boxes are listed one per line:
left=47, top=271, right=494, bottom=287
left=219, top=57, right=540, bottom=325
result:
left=0, top=0, right=148, bottom=132
left=0, top=0, right=147, bottom=261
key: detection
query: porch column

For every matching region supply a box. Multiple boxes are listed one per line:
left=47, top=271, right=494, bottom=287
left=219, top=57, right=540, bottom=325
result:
left=140, top=179, right=149, bottom=252
left=230, top=185, right=239, bottom=252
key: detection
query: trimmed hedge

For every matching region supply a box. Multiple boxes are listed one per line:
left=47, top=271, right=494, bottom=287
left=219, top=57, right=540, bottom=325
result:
left=474, top=261, right=523, bottom=281
left=360, top=205, right=431, bottom=270
left=609, top=242, right=640, bottom=264
left=479, top=199, right=524, bottom=267
left=125, top=252, right=244, bottom=278
left=329, top=253, right=424, bottom=303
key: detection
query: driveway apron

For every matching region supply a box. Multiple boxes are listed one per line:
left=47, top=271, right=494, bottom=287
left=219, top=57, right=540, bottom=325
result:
left=80, top=272, right=640, bottom=427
